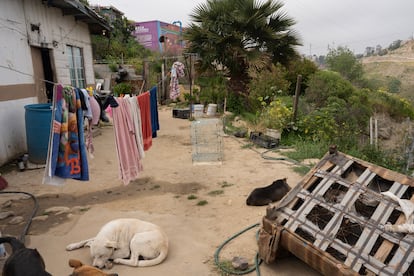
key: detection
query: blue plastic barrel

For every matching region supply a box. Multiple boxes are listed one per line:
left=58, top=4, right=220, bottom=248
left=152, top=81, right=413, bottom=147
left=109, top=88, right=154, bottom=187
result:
left=24, top=103, right=52, bottom=164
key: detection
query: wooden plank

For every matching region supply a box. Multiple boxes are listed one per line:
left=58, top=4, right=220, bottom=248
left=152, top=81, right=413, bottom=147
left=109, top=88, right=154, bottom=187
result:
left=370, top=194, right=414, bottom=270
left=348, top=182, right=407, bottom=272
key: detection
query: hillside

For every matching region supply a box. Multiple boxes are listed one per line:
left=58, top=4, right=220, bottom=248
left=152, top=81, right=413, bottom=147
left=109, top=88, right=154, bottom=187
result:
left=361, top=40, right=414, bottom=102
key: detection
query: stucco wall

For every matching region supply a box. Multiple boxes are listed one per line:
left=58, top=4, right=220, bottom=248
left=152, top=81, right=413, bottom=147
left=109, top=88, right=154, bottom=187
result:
left=0, top=0, right=96, bottom=166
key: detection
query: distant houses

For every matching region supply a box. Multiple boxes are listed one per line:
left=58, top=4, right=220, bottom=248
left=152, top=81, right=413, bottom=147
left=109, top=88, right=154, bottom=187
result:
left=132, top=20, right=185, bottom=55
left=91, top=5, right=186, bottom=56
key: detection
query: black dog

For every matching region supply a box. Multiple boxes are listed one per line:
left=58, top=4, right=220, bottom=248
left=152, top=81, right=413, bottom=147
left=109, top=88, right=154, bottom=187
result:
left=246, top=178, right=291, bottom=206
left=0, top=236, right=51, bottom=276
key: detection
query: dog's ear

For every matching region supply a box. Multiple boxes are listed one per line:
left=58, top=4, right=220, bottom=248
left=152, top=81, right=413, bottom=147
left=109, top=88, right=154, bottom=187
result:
left=69, top=259, right=83, bottom=268
left=104, top=240, right=118, bottom=249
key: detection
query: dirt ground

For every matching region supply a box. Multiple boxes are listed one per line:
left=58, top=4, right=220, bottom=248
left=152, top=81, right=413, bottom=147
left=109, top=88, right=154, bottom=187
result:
left=0, top=106, right=321, bottom=275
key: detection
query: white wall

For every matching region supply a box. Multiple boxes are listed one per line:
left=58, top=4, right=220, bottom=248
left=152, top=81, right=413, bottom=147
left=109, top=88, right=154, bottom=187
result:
left=0, top=0, right=96, bottom=166
left=0, top=1, right=34, bottom=85
left=23, top=0, right=95, bottom=85
left=0, top=98, right=37, bottom=165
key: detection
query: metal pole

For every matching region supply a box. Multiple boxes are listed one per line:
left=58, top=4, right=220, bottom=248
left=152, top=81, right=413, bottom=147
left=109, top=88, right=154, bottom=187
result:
left=189, top=54, right=193, bottom=119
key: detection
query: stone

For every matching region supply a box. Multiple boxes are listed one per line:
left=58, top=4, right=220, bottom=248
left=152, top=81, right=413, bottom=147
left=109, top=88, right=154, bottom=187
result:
left=0, top=211, right=14, bottom=220
left=231, top=256, right=249, bottom=270
left=33, top=215, right=48, bottom=221
left=8, top=216, right=24, bottom=225
left=44, top=206, right=70, bottom=215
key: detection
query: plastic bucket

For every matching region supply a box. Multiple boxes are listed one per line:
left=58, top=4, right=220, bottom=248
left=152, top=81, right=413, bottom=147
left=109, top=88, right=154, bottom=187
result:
left=207, top=104, right=217, bottom=117
left=265, top=128, right=281, bottom=140
left=193, top=104, right=204, bottom=118
left=24, top=103, right=52, bottom=164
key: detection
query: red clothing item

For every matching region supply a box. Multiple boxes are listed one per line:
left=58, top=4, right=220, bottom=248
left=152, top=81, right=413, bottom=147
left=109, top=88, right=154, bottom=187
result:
left=137, top=92, right=152, bottom=151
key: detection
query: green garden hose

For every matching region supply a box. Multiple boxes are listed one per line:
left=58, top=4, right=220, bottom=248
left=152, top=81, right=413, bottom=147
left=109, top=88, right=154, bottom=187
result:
left=214, top=223, right=262, bottom=275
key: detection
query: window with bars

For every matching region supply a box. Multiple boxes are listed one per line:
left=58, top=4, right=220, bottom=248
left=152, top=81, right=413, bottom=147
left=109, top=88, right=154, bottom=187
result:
left=67, top=45, right=86, bottom=88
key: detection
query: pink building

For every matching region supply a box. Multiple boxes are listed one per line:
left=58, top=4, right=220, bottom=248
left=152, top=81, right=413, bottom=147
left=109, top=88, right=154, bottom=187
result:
left=133, top=20, right=185, bottom=55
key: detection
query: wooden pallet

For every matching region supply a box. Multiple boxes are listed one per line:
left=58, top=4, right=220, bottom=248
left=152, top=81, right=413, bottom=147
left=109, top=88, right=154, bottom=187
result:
left=259, top=149, right=414, bottom=275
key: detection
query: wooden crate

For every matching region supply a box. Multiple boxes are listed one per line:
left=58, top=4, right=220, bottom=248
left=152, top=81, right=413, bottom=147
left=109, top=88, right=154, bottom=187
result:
left=259, top=149, right=414, bottom=276
left=249, top=131, right=279, bottom=149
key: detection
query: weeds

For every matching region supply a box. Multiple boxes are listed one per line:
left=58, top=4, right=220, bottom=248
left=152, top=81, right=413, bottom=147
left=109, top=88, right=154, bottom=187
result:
left=220, top=181, right=233, bottom=188
left=208, top=190, right=224, bottom=196
left=197, top=200, right=208, bottom=206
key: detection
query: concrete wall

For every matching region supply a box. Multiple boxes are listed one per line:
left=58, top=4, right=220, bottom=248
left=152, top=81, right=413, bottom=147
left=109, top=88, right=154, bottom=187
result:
left=0, top=0, right=96, bottom=166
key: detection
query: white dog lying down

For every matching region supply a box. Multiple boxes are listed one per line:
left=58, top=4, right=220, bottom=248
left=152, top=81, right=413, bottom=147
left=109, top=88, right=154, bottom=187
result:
left=66, top=218, right=168, bottom=269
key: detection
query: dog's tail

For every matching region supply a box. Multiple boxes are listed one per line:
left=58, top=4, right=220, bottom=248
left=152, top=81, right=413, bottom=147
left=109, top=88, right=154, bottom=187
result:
left=138, top=247, right=168, bottom=267
left=0, top=236, right=25, bottom=253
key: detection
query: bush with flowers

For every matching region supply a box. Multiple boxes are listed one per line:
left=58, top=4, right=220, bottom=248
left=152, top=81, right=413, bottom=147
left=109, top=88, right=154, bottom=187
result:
left=257, top=96, right=293, bottom=131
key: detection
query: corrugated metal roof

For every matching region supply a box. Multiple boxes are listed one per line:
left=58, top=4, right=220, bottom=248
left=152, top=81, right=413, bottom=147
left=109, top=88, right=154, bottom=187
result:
left=44, top=0, right=111, bottom=35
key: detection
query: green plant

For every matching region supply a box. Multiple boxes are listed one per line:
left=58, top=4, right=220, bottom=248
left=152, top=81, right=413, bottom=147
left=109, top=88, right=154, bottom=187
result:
left=196, top=200, right=208, bottom=206
left=187, top=194, right=197, bottom=200
left=258, top=97, right=293, bottom=130
left=207, top=190, right=224, bottom=196
left=112, top=82, right=132, bottom=96
left=220, top=181, right=233, bottom=188
left=293, top=165, right=311, bottom=176
left=108, top=62, right=118, bottom=72
left=183, top=88, right=200, bottom=103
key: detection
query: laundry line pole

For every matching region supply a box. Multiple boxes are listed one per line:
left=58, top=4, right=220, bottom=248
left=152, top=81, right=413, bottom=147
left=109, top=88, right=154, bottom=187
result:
left=369, top=117, right=378, bottom=148
left=184, top=53, right=197, bottom=119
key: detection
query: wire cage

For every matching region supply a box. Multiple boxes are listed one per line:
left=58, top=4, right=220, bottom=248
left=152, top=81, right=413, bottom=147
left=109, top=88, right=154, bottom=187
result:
left=259, top=149, right=414, bottom=276
left=191, top=118, right=223, bottom=164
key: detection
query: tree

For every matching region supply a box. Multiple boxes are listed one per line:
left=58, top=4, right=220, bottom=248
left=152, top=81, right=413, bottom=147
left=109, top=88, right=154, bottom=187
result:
left=91, top=11, right=151, bottom=62
left=326, top=46, right=363, bottom=84
left=285, top=57, right=318, bottom=95
left=388, top=40, right=402, bottom=51
left=185, top=0, right=301, bottom=105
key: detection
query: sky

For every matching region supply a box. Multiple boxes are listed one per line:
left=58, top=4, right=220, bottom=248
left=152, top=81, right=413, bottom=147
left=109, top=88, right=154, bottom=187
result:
left=88, top=0, right=414, bottom=56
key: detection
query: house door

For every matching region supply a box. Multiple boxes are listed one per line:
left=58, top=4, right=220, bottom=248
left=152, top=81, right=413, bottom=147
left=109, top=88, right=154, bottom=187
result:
left=31, top=47, right=54, bottom=103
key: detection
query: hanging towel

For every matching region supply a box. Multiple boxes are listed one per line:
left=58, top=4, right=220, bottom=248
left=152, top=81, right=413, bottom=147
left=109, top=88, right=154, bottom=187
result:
left=43, top=85, right=89, bottom=184
left=124, top=94, right=145, bottom=159
left=112, top=97, right=143, bottom=185
left=149, top=86, right=160, bottom=138
left=81, top=89, right=94, bottom=158
left=89, top=94, right=101, bottom=125
left=169, top=61, right=185, bottom=100
left=137, top=92, right=152, bottom=151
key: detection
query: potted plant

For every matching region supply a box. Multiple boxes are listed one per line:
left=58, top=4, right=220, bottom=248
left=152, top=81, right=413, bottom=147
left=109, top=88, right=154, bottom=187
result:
left=258, top=98, right=292, bottom=140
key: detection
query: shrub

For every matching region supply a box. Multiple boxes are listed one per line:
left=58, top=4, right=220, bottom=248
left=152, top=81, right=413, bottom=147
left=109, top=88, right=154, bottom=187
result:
left=258, top=97, right=293, bottom=130
left=248, top=64, right=291, bottom=110
left=113, top=82, right=132, bottom=96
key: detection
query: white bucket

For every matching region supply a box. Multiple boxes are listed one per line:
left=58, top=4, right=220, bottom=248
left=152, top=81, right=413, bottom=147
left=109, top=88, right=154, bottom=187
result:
left=207, top=104, right=217, bottom=117
left=265, top=128, right=281, bottom=140
left=193, top=104, right=204, bottom=118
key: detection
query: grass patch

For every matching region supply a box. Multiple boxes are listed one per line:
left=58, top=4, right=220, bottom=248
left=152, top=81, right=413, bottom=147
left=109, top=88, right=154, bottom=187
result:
left=293, top=165, right=311, bottom=176
left=150, top=185, right=160, bottom=190
left=174, top=195, right=180, bottom=198
left=280, top=140, right=327, bottom=162
left=208, top=190, right=224, bottom=196
left=197, top=200, right=208, bottom=206
left=187, top=194, right=197, bottom=200
left=220, top=181, right=233, bottom=188
left=215, top=259, right=255, bottom=275
left=241, top=143, right=253, bottom=149
left=216, top=260, right=234, bottom=276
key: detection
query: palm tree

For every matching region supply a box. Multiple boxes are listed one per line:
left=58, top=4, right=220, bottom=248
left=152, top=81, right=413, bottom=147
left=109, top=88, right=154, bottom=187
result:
left=185, top=0, right=301, bottom=101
